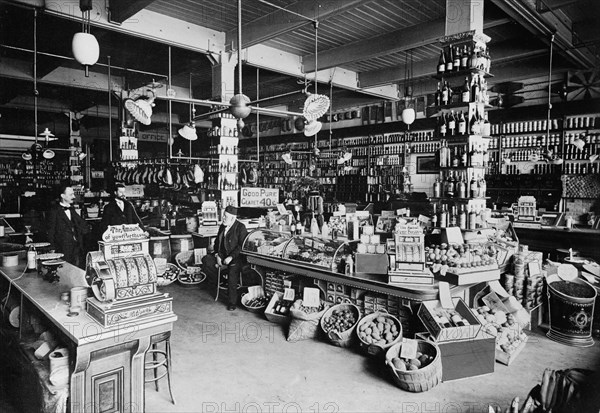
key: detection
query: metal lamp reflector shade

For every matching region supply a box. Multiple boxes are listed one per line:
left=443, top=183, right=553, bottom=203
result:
left=125, top=97, right=155, bottom=125
left=303, top=120, right=322, bottom=137
left=178, top=123, right=198, bottom=141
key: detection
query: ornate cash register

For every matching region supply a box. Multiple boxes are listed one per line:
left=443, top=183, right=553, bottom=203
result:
left=85, top=224, right=174, bottom=327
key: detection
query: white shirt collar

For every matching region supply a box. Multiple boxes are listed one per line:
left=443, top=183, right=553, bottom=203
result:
left=115, top=199, right=124, bottom=210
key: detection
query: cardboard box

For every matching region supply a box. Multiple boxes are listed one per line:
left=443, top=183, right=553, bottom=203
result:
left=416, top=331, right=495, bottom=381
left=264, top=293, right=290, bottom=325
left=418, top=298, right=481, bottom=342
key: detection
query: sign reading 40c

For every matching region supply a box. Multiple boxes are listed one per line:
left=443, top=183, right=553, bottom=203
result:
left=240, top=187, right=279, bottom=208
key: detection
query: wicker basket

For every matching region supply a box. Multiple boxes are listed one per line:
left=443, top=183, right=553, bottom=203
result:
left=241, top=293, right=268, bottom=314
left=175, top=250, right=203, bottom=271
left=320, top=302, right=361, bottom=348
left=156, top=263, right=179, bottom=287
left=385, top=339, right=442, bottom=393
left=356, top=310, right=403, bottom=357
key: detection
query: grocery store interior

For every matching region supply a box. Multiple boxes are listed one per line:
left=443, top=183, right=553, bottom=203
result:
left=0, top=0, right=600, bottom=412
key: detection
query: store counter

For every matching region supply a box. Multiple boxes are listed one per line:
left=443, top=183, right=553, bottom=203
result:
left=241, top=229, right=466, bottom=302
left=0, top=261, right=177, bottom=413
left=514, top=226, right=600, bottom=262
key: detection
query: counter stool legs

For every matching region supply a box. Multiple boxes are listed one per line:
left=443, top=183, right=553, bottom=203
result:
left=215, top=264, right=244, bottom=302
left=145, top=332, right=176, bottom=405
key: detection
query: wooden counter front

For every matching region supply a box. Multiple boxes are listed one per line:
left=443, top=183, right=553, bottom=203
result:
left=514, top=226, right=600, bottom=262
left=0, top=262, right=177, bottom=413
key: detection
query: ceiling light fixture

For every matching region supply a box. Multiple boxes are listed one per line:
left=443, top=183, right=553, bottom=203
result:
left=401, top=49, right=416, bottom=127
left=179, top=74, right=198, bottom=141
left=124, top=89, right=155, bottom=125
left=72, top=0, right=99, bottom=77
left=543, top=33, right=563, bottom=165
left=303, top=21, right=330, bottom=140
left=230, top=0, right=252, bottom=131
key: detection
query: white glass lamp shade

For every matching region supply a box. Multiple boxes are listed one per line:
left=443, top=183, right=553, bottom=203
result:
left=589, top=154, right=599, bottom=163
left=229, top=94, right=251, bottom=119
left=39, top=128, right=55, bottom=138
left=72, top=32, right=100, bottom=66
left=42, top=149, right=55, bottom=159
left=303, top=120, right=322, bottom=137
left=401, top=107, right=416, bottom=125
left=178, top=123, right=198, bottom=141
left=281, top=152, right=293, bottom=164
left=573, top=138, right=585, bottom=151
left=125, top=97, right=154, bottom=125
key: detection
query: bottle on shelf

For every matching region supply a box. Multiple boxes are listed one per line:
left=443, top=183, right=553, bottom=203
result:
left=456, top=173, right=467, bottom=199
left=470, top=174, right=478, bottom=198
left=439, top=204, right=448, bottom=228
left=448, top=110, right=456, bottom=136
left=433, top=174, right=442, bottom=198
left=460, top=45, right=469, bottom=70
left=437, top=48, right=446, bottom=75
left=462, top=77, right=471, bottom=103
left=458, top=205, right=467, bottom=230
left=468, top=206, right=477, bottom=230
left=442, top=81, right=450, bottom=106
left=453, top=46, right=460, bottom=71
left=458, top=111, right=467, bottom=135
left=446, top=46, right=454, bottom=72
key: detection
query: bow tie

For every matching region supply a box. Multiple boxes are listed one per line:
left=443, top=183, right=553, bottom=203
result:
left=62, top=206, right=72, bottom=211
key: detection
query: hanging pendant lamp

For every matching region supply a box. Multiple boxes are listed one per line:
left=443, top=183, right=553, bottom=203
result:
left=124, top=91, right=155, bottom=125
left=229, top=0, right=251, bottom=129
left=401, top=50, right=416, bottom=126
left=179, top=75, right=198, bottom=141
left=72, top=1, right=99, bottom=77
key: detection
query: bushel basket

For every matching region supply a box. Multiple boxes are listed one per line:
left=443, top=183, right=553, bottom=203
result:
left=385, top=339, right=442, bottom=393
left=356, top=310, right=402, bottom=357
left=320, top=302, right=361, bottom=348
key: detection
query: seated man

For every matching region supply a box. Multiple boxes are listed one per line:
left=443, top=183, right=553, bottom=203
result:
left=202, top=206, right=248, bottom=311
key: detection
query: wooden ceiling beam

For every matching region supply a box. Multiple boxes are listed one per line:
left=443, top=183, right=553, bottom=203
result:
left=303, top=17, right=511, bottom=73
left=109, top=0, right=159, bottom=24
left=225, top=0, right=370, bottom=49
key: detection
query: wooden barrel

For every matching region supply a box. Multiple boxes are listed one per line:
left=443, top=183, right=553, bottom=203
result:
left=149, top=236, right=171, bottom=262
left=170, top=234, right=193, bottom=260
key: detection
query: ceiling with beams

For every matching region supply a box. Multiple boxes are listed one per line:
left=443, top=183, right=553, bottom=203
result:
left=0, top=0, right=599, bottom=148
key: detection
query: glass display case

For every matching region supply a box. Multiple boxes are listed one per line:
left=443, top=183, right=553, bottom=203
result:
left=242, top=229, right=357, bottom=274
left=242, top=229, right=293, bottom=258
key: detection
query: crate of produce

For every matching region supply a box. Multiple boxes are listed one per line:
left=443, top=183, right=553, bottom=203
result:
left=320, top=301, right=361, bottom=348
left=356, top=310, right=402, bottom=357
left=417, top=298, right=481, bottom=342
left=264, top=292, right=291, bottom=325
left=384, top=339, right=442, bottom=392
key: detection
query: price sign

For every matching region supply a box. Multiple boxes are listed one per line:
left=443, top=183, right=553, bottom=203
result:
left=400, top=338, right=418, bottom=360
left=240, top=187, right=279, bottom=208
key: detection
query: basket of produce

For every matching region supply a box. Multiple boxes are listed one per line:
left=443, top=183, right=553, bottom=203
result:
left=385, top=339, right=442, bottom=393
left=157, top=263, right=179, bottom=287
left=241, top=294, right=269, bottom=313
left=356, top=310, right=402, bottom=357
left=287, top=298, right=329, bottom=342
left=177, top=266, right=206, bottom=287
left=320, top=301, right=361, bottom=348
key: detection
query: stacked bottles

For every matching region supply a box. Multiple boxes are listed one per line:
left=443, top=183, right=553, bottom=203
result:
left=434, top=72, right=489, bottom=106
left=437, top=42, right=491, bottom=75
left=432, top=171, right=487, bottom=199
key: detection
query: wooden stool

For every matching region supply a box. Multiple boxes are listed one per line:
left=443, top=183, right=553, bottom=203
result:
left=214, top=264, right=243, bottom=302
left=144, top=331, right=175, bottom=405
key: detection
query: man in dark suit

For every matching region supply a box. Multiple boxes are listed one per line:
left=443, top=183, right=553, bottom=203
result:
left=99, top=183, right=144, bottom=236
left=202, top=205, right=248, bottom=311
left=46, top=183, right=89, bottom=268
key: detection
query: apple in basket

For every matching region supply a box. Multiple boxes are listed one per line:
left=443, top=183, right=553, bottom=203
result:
left=322, top=309, right=357, bottom=333
left=358, top=316, right=400, bottom=346
left=391, top=352, right=434, bottom=372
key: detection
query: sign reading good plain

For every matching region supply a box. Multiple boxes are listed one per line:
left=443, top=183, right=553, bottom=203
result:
left=240, top=187, right=279, bottom=208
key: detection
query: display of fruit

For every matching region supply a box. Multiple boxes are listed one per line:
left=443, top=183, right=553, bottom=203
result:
left=322, top=308, right=357, bottom=333
left=357, top=315, right=400, bottom=346
left=425, top=243, right=498, bottom=269
left=390, top=351, right=434, bottom=372
left=159, top=264, right=180, bottom=282
left=244, top=296, right=269, bottom=309
left=178, top=269, right=204, bottom=284
left=475, top=305, right=527, bottom=354
left=293, top=300, right=326, bottom=314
